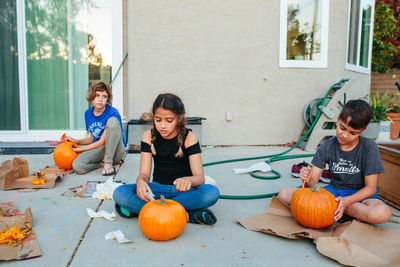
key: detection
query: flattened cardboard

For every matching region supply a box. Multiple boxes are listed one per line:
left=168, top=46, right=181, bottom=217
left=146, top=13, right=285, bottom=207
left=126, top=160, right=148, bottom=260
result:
left=238, top=196, right=400, bottom=267
left=0, top=158, right=65, bottom=190
left=316, top=222, right=400, bottom=267
left=0, top=202, right=42, bottom=261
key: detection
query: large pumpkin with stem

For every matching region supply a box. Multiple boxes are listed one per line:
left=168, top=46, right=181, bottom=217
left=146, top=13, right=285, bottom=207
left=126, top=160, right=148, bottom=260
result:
left=139, top=195, right=187, bottom=241
left=53, top=142, right=80, bottom=170
left=291, top=184, right=338, bottom=229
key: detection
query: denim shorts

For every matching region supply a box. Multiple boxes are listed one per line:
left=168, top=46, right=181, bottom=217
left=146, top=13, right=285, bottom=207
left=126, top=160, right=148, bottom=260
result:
left=323, top=184, right=386, bottom=204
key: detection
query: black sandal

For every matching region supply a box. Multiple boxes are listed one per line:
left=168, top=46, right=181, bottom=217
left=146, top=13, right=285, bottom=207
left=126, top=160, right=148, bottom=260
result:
left=102, top=166, right=116, bottom=176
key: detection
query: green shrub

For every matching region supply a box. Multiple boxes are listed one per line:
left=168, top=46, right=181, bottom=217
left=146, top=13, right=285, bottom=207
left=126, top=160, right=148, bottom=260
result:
left=370, top=91, right=398, bottom=121
left=372, top=2, right=398, bottom=73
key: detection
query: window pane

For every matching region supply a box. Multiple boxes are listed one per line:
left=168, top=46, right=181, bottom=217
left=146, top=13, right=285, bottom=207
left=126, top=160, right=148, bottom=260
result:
left=287, top=0, right=322, bottom=61
left=347, top=0, right=360, bottom=65
left=25, top=0, right=112, bottom=130
left=0, top=0, right=21, bottom=130
left=359, top=3, right=372, bottom=67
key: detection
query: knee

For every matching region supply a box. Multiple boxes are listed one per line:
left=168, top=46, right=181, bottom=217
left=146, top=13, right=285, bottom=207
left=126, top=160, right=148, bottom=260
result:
left=112, top=186, right=122, bottom=202
left=200, top=184, right=220, bottom=205
left=113, top=185, right=127, bottom=203
left=209, top=185, right=220, bottom=200
left=72, top=158, right=87, bottom=174
left=369, top=205, right=392, bottom=224
left=113, top=184, right=136, bottom=203
left=277, top=188, right=292, bottom=205
left=106, top=117, right=120, bottom=130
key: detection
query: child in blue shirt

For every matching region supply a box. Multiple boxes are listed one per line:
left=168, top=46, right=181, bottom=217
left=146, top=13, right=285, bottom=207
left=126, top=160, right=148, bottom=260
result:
left=278, top=100, right=392, bottom=224
left=65, top=81, right=126, bottom=175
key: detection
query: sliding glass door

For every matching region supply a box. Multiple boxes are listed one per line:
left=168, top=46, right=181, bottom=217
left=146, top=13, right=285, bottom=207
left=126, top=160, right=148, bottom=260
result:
left=0, top=0, right=120, bottom=139
left=0, top=0, right=21, bottom=131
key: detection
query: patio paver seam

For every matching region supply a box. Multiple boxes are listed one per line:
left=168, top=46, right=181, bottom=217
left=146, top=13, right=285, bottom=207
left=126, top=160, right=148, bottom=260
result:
left=66, top=161, right=123, bottom=266
left=66, top=199, right=104, bottom=266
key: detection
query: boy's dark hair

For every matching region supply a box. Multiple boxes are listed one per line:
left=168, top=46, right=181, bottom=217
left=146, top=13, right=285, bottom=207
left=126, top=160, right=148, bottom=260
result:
left=338, top=99, right=372, bottom=129
left=151, top=93, right=186, bottom=157
left=86, top=81, right=113, bottom=105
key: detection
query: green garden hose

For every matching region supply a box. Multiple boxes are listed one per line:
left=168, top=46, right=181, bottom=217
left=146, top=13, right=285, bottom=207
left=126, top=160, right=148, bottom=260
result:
left=204, top=79, right=349, bottom=199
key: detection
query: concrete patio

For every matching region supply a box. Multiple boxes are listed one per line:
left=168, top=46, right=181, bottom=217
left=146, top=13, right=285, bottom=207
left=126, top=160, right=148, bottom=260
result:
left=1, top=146, right=400, bottom=266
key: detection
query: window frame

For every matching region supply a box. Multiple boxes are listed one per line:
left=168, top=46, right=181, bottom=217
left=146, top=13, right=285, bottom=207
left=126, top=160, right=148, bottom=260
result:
left=345, top=0, right=375, bottom=74
left=279, top=0, right=330, bottom=68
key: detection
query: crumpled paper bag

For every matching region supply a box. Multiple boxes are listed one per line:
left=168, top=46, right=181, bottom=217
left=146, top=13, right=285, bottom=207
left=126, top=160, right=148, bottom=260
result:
left=238, top=196, right=400, bottom=267
left=0, top=202, right=42, bottom=260
left=0, top=158, right=64, bottom=190
left=92, top=178, right=124, bottom=200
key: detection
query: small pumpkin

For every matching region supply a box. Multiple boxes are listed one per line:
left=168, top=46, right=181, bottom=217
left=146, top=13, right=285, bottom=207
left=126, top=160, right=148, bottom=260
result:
left=290, top=184, right=337, bottom=229
left=139, top=195, right=187, bottom=241
left=53, top=142, right=80, bottom=170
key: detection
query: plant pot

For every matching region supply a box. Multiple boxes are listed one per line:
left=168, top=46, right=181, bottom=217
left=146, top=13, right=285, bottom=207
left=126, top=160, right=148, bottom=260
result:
left=388, top=112, right=400, bottom=140
left=377, top=121, right=391, bottom=142
left=362, top=122, right=380, bottom=140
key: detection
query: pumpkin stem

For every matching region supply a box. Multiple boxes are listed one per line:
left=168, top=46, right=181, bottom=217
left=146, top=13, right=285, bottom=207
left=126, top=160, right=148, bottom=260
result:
left=159, top=195, right=168, bottom=204
left=311, top=184, right=320, bottom=192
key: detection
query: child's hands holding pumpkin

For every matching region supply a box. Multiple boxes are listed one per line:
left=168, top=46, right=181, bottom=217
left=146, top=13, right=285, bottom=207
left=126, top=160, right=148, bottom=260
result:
left=173, top=178, right=192, bottom=191
left=64, top=136, right=79, bottom=144
left=334, top=196, right=350, bottom=221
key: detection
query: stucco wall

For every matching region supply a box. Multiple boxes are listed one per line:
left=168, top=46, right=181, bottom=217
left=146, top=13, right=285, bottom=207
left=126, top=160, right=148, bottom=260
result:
left=127, top=0, right=371, bottom=145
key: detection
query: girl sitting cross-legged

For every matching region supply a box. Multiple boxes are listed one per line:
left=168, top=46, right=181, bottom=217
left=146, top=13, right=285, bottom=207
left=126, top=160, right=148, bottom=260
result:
left=113, top=93, right=219, bottom=225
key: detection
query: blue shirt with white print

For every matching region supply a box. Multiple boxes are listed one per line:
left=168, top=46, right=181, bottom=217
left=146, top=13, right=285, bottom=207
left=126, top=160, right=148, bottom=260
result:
left=84, top=104, right=126, bottom=146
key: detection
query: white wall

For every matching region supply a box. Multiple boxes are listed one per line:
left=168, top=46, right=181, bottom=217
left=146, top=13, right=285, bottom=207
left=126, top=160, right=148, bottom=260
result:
left=127, top=0, right=370, bottom=145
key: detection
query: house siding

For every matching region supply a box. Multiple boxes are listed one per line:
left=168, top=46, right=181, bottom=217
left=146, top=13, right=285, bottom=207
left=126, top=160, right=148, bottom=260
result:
left=126, top=0, right=371, bottom=145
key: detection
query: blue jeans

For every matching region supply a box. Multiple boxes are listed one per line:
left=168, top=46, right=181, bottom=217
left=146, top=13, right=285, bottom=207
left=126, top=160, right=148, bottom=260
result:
left=113, top=182, right=220, bottom=214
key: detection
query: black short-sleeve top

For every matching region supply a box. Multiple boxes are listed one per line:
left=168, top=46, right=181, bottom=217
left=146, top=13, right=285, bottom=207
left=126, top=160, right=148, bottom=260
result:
left=141, top=128, right=201, bottom=185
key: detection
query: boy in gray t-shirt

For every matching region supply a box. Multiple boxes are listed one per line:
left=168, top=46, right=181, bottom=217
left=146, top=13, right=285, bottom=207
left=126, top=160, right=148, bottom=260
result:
left=278, top=100, right=392, bottom=224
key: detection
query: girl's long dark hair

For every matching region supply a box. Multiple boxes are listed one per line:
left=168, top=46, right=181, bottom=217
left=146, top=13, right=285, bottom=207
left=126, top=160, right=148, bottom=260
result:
left=151, top=93, right=186, bottom=157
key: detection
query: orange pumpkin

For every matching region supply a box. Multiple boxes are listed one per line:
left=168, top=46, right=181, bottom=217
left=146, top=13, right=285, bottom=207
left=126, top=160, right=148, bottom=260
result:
left=53, top=142, right=80, bottom=170
left=290, top=184, right=338, bottom=229
left=139, top=195, right=187, bottom=241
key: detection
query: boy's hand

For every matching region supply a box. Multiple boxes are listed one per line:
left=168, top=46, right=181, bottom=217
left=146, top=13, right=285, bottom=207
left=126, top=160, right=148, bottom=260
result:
left=136, top=179, right=154, bottom=202
left=173, top=178, right=192, bottom=191
left=334, top=196, right=350, bottom=221
left=300, top=166, right=312, bottom=184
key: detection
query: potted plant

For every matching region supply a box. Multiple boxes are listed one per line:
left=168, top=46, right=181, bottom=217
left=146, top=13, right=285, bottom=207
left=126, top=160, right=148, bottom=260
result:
left=388, top=103, right=400, bottom=139
left=363, top=92, right=396, bottom=140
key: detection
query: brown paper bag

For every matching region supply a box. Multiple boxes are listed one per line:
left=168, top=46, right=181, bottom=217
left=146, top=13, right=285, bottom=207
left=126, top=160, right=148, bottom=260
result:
left=238, top=196, right=400, bottom=267
left=0, top=202, right=42, bottom=260
left=0, top=158, right=64, bottom=190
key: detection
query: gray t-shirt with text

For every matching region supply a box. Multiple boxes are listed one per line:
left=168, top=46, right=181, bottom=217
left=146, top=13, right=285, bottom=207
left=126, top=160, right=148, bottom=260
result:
left=311, top=136, right=385, bottom=190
